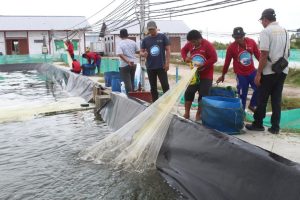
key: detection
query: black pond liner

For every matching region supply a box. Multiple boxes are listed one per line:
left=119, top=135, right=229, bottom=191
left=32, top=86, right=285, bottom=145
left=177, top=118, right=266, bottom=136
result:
left=2, top=63, right=299, bottom=200
left=100, top=93, right=300, bottom=200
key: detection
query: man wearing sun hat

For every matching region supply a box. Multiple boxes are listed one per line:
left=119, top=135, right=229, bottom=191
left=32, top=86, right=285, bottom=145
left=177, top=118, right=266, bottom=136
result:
left=217, top=27, right=260, bottom=112
left=140, top=20, right=171, bottom=102
left=246, top=8, right=290, bottom=134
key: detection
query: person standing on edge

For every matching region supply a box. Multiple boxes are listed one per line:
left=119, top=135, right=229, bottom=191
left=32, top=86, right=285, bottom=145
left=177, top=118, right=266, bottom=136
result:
left=82, top=51, right=101, bottom=74
left=217, top=27, right=260, bottom=112
left=140, top=20, right=170, bottom=102
left=116, top=29, right=139, bottom=93
left=181, top=30, right=217, bottom=121
left=65, top=39, right=74, bottom=60
left=245, top=8, right=290, bottom=134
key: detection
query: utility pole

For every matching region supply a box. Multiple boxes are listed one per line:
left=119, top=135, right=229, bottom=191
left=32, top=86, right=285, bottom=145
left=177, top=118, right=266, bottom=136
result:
left=139, top=0, right=146, bottom=88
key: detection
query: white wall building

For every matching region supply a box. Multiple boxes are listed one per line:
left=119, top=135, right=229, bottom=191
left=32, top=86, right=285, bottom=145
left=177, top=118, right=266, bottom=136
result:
left=0, top=16, right=90, bottom=56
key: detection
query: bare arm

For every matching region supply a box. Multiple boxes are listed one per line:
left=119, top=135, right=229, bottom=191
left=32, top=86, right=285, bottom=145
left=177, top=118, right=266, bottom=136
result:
left=118, top=54, right=134, bottom=66
left=255, top=50, right=268, bottom=86
left=164, top=45, right=171, bottom=71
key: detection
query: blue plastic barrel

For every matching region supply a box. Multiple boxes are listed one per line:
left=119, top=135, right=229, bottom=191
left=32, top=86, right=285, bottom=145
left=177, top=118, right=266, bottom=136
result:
left=104, top=71, right=120, bottom=87
left=201, top=96, right=244, bottom=134
left=82, top=64, right=95, bottom=76
left=209, top=86, right=237, bottom=98
left=111, top=77, right=121, bottom=92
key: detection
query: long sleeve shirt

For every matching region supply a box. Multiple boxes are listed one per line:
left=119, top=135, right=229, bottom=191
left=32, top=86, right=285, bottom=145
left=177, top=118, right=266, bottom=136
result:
left=86, top=52, right=101, bottom=64
left=66, top=42, right=74, bottom=55
left=181, top=39, right=217, bottom=80
left=222, top=37, right=260, bottom=76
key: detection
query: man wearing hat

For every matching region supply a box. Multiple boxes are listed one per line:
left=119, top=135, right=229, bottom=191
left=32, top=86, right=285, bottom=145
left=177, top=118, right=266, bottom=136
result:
left=246, top=8, right=290, bottom=134
left=141, top=20, right=171, bottom=102
left=217, top=27, right=260, bottom=112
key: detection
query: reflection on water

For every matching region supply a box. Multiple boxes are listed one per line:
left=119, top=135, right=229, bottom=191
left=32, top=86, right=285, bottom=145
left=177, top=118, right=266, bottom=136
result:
left=0, top=70, right=68, bottom=109
left=0, top=70, right=88, bottom=123
left=0, top=70, right=179, bottom=199
left=0, top=111, right=179, bottom=199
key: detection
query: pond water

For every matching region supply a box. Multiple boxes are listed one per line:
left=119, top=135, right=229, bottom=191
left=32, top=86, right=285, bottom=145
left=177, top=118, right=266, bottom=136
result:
left=0, top=70, right=179, bottom=199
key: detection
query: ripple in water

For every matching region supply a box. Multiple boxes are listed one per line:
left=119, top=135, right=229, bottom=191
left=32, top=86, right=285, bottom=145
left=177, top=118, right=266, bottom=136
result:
left=0, top=70, right=180, bottom=199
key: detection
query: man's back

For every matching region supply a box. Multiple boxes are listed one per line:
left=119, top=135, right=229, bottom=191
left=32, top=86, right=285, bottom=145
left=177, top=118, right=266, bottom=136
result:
left=260, top=22, right=290, bottom=75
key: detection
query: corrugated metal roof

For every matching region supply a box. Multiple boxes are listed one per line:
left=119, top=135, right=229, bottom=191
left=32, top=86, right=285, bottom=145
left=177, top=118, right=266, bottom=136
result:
left=0, top=15, right=90, bottom=31
left=109, top=20, right=190, bottom=34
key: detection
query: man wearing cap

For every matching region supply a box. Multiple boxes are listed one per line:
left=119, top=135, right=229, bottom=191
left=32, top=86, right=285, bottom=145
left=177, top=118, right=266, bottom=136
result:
left=217, top=27, right=260, bottom=112
left=141, top=20, right=170, bottom=102
left=246, top=8, right=290, bottom=134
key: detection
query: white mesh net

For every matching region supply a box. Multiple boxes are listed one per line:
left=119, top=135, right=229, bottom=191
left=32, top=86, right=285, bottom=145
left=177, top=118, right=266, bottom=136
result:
left=80, top=67, right=197, bottom=172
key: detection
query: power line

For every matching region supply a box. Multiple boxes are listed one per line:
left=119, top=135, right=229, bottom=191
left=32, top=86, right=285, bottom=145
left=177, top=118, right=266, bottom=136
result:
left=68, top=0, right=117, bottom=30
left=147, top=0, right=257, bottom=20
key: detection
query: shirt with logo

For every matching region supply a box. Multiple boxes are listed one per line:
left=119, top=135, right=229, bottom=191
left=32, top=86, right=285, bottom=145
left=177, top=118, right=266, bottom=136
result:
left=141, top=33, right=170, bottom=69
left=181, top=39, right=217, bottom=80
left=222, top=37, right=260, bottom=76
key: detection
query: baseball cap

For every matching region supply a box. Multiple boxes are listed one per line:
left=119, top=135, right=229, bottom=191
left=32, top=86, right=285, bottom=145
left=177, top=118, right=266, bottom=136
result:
left=259, top=8, right=276, bottom=20
left=232, top=27, right=246, bottom=38
left=147, top=21, right=157, bottom=30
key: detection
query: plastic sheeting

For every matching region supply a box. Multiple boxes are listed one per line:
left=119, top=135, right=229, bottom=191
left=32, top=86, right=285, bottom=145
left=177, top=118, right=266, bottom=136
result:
left=100, top=93, right=148, bottom=131
left=101, top=93, right=300, bottom=200
left=246, top=109, right=300, bottom=132
left=158, top=116, right=300, bottom=200
left=0, top=63, right=97, bottom=102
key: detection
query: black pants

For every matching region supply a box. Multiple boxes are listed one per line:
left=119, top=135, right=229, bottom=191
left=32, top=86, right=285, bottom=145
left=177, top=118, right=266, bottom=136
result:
left=70, top=53, right=74, bottom=60
left=184, top=79, right=213, bottom=102
left=147, top=68, right=170, bottom=102
left=119, top=65, right=136, bottom=93
left=253, top=72, right=287, bottom=131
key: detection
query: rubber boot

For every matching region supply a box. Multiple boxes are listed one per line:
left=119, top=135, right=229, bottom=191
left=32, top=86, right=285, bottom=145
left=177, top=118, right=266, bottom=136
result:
left=183, top=101, right=193, bottom=119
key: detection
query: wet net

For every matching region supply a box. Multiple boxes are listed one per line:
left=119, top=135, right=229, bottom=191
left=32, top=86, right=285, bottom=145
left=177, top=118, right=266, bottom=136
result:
left=80, top=67, right=197, bottom=171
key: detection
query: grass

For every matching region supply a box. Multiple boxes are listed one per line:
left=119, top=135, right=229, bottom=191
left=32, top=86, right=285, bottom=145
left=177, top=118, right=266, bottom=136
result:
left=286, top=68, right=300, bottom=87
left=266, top=97, right=300, bottom=111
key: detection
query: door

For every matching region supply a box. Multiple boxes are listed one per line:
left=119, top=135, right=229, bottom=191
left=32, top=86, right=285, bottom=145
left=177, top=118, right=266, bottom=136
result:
left=6, top=39, right=29, bottom=55
left=169, top=37, right=181, bottom=53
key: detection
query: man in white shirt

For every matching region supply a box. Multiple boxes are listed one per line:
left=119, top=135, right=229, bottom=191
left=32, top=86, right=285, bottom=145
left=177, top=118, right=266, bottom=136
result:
left=246, top=8, right=290, bottom=134
left=116, top=29, right=139, bottom=93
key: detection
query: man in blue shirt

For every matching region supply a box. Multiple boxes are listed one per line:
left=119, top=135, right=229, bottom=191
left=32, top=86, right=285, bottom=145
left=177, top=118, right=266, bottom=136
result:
left=141, top=21, right=170, bottom=102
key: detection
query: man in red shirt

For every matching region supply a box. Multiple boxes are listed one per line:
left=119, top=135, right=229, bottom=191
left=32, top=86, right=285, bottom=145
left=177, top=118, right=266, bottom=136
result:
left=217, top=27, right=260, bottom=112
left=65, top=39, right=74, bottom=60
left=181, top=30, right=218, bottom=121
left=71, top=59, right=81, bottom=74
left=82, top=52, right=101, bottom=74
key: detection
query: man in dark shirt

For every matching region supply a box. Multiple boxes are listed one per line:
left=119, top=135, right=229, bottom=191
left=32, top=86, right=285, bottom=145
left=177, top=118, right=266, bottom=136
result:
left=141, top=21, right=170, bottom=102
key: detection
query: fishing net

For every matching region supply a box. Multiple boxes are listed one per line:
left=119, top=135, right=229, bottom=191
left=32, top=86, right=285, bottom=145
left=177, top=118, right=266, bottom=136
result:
left=80, top=67, right=197, bottom=172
